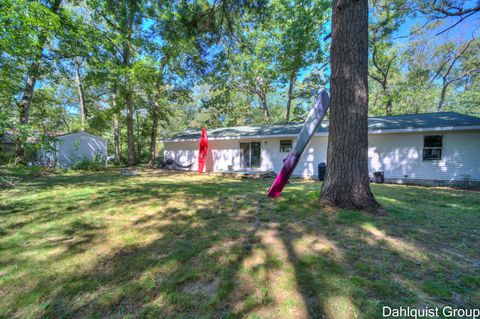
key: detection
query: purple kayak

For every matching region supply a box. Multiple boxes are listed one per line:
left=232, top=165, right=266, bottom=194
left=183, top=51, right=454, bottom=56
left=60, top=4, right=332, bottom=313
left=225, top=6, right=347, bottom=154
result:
left=268, top=90, right=330, bottom=198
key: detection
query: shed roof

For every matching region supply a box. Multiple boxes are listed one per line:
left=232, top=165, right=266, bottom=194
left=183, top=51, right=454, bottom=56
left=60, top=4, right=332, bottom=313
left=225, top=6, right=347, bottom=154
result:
left=1, top=130, right=104, bottom=144
left=167, top=112, right=480, bottom=141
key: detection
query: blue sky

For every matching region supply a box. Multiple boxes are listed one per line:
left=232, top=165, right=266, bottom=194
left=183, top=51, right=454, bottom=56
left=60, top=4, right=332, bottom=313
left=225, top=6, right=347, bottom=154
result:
left=38, top=2, right=479, bottom=115
left=395, top=4, right=480, bottom=43
left=298, top=6, right=480, bottom=88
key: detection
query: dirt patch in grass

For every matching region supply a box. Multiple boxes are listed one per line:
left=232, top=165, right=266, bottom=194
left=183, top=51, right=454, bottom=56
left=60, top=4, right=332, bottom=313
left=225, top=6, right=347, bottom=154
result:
left=181, top=277, right=220, bottom=296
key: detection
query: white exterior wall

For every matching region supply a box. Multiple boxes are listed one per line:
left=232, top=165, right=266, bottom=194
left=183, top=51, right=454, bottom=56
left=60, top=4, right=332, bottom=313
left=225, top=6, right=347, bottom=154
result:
left=368, top=131, right=480, bottom=182
left=164, top=130, right=480, bottom=182
left=54, top=133, right=107, bottom=168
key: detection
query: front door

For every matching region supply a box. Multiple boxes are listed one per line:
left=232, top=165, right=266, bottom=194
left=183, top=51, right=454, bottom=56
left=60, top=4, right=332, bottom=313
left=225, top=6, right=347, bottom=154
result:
left=240, top=142, right=261, bottom=169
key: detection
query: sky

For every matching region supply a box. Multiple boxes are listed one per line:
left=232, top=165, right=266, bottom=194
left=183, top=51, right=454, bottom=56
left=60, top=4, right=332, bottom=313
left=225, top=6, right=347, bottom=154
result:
left=298, top=5, right=480, bottom=90
left=36, top=2, right=480, bottom=115
left=395, top=4, right=480, bottom=43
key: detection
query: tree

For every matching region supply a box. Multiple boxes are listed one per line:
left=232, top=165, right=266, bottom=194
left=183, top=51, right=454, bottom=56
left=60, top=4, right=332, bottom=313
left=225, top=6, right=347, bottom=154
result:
left=431, top=37, right=479, bottom=111
left=57, top=10, right=106, bottom=133
left=271, top=0, right=328, bottom=122
left=394, top=27, right=439, bottom=114
left=229, top=28, right=278, bottom=124
left=411, top=0, right=480, bottom=36
left=3, top=0, right=62, bottom=163
left=369, top=44, right=398, bottom=115
left=133, top=58, right=177, bottom=167
left=90, top=0, right=146, bottom=166
left=367, top=0, right=409, bottom=116
left=319, top=0, right=381, bottom=211
left=73, top=57, right=88, bottom=130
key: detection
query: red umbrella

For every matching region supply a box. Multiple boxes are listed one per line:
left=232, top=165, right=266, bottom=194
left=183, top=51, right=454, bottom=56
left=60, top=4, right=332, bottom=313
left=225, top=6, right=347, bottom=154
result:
left=198, top=128, right=208, bottom=173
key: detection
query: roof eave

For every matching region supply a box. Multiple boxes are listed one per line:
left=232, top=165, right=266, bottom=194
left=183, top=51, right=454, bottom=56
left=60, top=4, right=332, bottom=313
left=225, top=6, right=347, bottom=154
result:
left=165, top=125, right=480, bottom=142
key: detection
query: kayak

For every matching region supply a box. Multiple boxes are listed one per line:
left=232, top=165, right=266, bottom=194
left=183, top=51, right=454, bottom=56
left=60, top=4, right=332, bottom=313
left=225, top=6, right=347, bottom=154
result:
left=198, top=128, right=208, bottom=173
left=268, top=90, right=330, bottom=198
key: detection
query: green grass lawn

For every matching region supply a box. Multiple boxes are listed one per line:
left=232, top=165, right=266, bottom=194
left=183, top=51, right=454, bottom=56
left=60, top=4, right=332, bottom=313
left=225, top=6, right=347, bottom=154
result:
left=1, top=168, right=479, bottom=318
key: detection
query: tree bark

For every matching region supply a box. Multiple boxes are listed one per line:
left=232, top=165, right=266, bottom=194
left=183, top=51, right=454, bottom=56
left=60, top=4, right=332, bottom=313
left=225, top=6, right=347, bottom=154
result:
left=123, top=43, right=136, bottom=166
left=261, top=94, right=270, bottom=124
left=113, top=114, right=121, bottom=165
left=125, top=90, right=135, bottom=166
left=319, top=0, right=381, bottom=212
left=385, top=95, right=393, bottom=116
left=438, top=81, right=448, bottom=112
left=285, top=72, right=296, bottom=123
left=148, top=102, right=159, bottom=167
left=74, top=58, right=87, bottom=131
left=111, top=89, right=121, bottom=165
left=136, top=111, right=141, bottom=162
left=15, top=62, right=39, bottom=164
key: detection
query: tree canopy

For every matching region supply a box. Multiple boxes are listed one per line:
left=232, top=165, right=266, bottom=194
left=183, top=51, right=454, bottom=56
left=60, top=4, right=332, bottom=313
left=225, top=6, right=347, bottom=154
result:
left=1, top=0, right=478, bottom=165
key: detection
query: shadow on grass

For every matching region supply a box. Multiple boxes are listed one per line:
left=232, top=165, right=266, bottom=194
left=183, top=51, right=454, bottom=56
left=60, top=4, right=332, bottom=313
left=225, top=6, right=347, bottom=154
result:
left=1, top=171, right=479, bottom=318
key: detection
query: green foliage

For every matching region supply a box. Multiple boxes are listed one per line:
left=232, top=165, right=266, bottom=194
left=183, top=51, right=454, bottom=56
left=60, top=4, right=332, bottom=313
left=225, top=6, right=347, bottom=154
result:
left=1, top=0, right=479, bottom=166
left=71, top=152, right=106, bottom=171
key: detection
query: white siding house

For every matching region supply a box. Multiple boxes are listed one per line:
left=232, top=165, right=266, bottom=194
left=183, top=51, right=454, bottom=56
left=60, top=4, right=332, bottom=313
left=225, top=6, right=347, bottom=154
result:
left=38, top=132, right=107, bottom=168
left=164, top=112, right=480, bottom=185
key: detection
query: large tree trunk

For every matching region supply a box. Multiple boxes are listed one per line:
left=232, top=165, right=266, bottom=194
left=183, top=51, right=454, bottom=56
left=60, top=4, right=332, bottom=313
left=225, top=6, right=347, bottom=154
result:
left=74, top=58, right=87, bottom=130
left=148, top=103, right=159, bottom=167
left=319, top=0, right=381, bottom=212
left=285, top=72, right=296, bottom=123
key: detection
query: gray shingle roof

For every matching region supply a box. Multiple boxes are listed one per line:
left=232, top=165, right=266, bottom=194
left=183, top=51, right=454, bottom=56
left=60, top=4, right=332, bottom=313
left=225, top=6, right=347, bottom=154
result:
left=167, top=112, right=480, bottom=141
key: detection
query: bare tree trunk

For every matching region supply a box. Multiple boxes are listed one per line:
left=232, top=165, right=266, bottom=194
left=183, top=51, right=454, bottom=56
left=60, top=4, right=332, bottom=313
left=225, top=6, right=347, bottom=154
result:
left=438, top=82, right=448, bottom=112
left=61, top=112, right=71, bottom=133
left=319, top=0, right=381, bottom=212
left=261, top=95, right=270, bottom=124
left=285, top=72, right=296, bottom=123
left=123, top=44, right=136, bottom=166
left=111, top=89, right=121, bottom=165
left=136, top=111, right=141, bottom=163
left=385, top=95, right=393, bottom=116
left=74, top=58, right=87, bottom=131
left=125, top=90, right=135, bottom=166
left=148, top=103, right=159, bottom=167
left=113, top=114, right=121, bottom=165
left=15, top=63, right=39, bottom=164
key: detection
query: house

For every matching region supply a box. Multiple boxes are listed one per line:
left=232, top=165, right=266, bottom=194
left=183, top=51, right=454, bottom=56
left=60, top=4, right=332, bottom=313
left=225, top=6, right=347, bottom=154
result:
left=164, top=112, right=480, bottom=185
left=37, top=132, right=107, bottom=168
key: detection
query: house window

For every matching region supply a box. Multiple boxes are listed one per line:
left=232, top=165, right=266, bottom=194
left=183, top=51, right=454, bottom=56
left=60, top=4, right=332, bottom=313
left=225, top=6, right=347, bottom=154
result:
left=280, top=140, right=292, bottom=153
left=423, top=135, right=442, bottom=160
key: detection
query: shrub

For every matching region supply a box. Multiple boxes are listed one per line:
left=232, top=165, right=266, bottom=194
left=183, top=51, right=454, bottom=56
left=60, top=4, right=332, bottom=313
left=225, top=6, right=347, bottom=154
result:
left=72, top=152, right=106, bottom=171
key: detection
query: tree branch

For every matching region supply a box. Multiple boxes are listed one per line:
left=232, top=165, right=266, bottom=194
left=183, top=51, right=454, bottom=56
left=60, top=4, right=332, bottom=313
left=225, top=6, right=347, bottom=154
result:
left=435, top=11, right=478, bottom=36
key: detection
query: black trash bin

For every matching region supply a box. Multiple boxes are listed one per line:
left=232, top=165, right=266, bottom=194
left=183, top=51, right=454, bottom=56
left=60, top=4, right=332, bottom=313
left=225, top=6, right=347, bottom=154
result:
left=373, top=171, right=384, bottom=183
left=318, top=162, right=326, bottom=181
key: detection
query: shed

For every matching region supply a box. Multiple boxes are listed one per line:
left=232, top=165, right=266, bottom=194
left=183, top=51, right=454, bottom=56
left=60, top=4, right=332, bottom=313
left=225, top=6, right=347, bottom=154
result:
left=38, top=132, right=107, bottom=168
